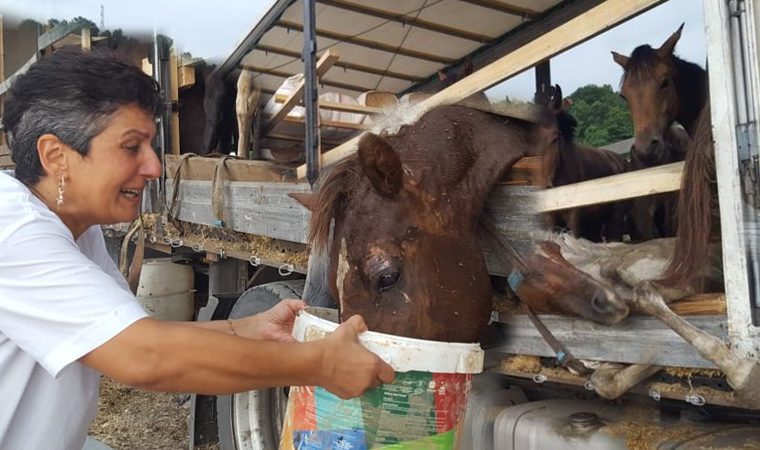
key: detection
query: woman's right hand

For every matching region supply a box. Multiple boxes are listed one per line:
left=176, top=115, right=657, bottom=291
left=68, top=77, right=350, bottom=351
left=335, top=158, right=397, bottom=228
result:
left=316, top=315, right=395, bottom=399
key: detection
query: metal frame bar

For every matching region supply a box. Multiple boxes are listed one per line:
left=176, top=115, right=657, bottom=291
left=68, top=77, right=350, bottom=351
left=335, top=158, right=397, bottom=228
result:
left=456, top=0, right=541, bottom=18
left=253, top=44, right=423, bottom=82
left=317, top=0, right=492, bottom=43
left=275, top=20, right=457, bottom=64
left=303, top=0, right=320, bottom=187
left=241, top=65, right=370, bottom=92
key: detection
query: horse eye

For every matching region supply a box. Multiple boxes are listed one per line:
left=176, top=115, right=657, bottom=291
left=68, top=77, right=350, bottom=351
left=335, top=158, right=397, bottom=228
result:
left=660, top=79, right=670, bottom=89
left=378, top=270, right=402, bottom=292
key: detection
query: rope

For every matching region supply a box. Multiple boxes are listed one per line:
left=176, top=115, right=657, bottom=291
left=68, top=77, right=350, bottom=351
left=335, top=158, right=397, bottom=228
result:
left=212, top=155, right=237, bottom=227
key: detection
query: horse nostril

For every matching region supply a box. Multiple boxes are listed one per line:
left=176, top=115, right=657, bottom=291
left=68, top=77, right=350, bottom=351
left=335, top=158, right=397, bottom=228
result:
left=591, top=292, right=612, bottom=314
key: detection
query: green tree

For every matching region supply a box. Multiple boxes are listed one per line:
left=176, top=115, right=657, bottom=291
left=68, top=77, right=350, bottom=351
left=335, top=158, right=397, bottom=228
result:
left=567, top=84, right=633, bottom=148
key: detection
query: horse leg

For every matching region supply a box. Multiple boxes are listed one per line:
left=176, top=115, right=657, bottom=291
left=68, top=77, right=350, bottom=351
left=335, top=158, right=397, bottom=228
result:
left=235, top=68, right=260, bottom=159
left=633, top=282, right=760, bottom=409
left=591, top=363, right=663, bottom=399
left=603, top=203, right=625, bottom=242
left=631, top=198, right=659, bottom=240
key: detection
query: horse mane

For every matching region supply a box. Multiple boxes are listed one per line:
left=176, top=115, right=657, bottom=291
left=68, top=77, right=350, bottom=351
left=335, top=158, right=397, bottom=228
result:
left=660, top=102, right=717, bottom=289
left=308, top=154, right=363, bottom=251
left=557, top=110, right=578, bottom=141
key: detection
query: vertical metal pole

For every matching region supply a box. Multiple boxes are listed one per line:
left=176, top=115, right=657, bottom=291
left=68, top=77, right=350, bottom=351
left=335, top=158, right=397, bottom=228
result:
left=534, top=60, right=552, bottom=105
left=303, top=0, right=320, bottom=187
left=152, top=30, right=167, bottom=234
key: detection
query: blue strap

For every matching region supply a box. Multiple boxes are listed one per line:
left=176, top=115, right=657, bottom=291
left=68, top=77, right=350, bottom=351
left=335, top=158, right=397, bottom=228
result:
left=508, top=270, right=524, bottom=292
left=556, top=350, right=567, bottom=363
left=214, top=220, right=224, bottom=227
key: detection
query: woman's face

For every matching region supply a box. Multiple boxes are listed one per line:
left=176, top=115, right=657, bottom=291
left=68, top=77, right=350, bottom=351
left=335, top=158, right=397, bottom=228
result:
left=65, top=104, right=160, bottom=227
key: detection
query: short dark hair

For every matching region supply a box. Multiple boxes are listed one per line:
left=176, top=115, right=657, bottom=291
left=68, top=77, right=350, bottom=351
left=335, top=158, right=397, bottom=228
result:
left=3, top=49, right=164, bottom=185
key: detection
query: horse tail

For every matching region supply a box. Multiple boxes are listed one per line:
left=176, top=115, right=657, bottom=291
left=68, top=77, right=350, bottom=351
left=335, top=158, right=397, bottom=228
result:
left=660, top=102, right=716, bottom=289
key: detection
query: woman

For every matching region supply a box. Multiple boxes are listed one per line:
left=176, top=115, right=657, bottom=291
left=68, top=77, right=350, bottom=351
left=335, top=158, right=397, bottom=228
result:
left=0, top=50, right=394, bottom=450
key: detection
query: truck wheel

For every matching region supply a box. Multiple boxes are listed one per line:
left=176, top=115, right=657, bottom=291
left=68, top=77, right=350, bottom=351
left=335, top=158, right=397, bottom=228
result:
left=215, top=280, right=305, bottom=450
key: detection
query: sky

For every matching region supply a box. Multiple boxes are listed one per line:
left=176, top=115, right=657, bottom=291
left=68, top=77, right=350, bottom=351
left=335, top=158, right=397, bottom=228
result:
left=1, top=0, right=705, bottom=100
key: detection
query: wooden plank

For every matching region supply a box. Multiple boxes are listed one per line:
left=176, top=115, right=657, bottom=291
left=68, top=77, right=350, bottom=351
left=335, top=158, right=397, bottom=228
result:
left=0, top=14, right=5, bottom=146
left=169, top=48, right=180, bottom=156
left=0, top=53, right=37, bottom=97
left=494, top=314, right=727, bottom=368
left=38, top=21, right=83, bottom=50
left=165, top=180, right=312, bottom=244
left=0, top=154, right=14, bottom=167
left=0, top=145, right=9, bottom=157
left=456, top=0, right=540, bottom=18
left=535, top=162, right=684, bottom=213
left=279, top=115, right=368, bottom=131
left=274, top=94, right=384, bottom=115
left=164, top=154, right=288, bottom=183
left=81, top=27, right=91, bottom=51
left=298, top=0, right=662, bottom=179
left=667, top=294, right=727, bottom=316
left=262, top=50, right=340, bottom=135
left=178, top=65, right=195, bottom=90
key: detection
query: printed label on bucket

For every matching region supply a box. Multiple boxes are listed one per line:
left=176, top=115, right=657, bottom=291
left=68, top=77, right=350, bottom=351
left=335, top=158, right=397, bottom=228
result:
left=280, top=371, right=472, bottom=450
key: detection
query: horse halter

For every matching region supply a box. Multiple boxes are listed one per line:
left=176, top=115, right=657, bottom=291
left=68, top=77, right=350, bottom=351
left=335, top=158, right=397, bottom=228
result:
left=480, top=215, right=592, bottom=376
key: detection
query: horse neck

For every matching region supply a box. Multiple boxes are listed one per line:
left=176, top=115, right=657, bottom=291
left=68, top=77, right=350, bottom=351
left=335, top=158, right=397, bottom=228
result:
left=552, top=137, right=585, bottom=185
left=674, top=56, right=708, bottom=134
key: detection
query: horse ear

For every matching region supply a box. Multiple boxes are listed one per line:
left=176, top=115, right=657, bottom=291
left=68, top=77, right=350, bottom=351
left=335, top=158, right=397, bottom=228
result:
left=288, top=192, right=318, bottom=211
left=611, top=51, right=630, bottom=69
left=658, top=23, right=684, bottom=57
left=550, top=84, right=563, bottom=112
left=358, top=133, right=403, bottom=198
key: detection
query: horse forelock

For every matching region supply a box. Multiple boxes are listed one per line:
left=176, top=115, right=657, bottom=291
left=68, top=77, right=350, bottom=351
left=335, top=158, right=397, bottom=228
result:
left=309, top=155, right=362, bottom=252
left=623, top=45, right=659, bottom=81
left=557, top=110, right=578, bottom=141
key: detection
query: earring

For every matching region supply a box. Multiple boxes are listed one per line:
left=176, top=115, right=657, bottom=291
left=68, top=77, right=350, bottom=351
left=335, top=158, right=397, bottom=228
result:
left=56, top=172, right=65, bottom=207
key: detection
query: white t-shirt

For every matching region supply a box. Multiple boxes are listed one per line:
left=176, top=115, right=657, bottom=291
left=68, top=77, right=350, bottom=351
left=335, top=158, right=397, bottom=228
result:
left=0, top=173, right=148, bottom=450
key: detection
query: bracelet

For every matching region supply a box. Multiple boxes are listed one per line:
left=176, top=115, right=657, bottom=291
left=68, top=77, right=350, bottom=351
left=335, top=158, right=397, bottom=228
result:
left=227, top=319, right=237, bottom=336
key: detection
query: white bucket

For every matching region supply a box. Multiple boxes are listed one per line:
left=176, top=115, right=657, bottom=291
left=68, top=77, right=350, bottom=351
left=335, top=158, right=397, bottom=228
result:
left=280, top=307, right=484, bottom=450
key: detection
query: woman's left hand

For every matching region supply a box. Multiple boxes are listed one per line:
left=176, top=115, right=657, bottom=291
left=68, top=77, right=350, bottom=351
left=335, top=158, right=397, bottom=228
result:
left=234, top=299, right=307, bottom=342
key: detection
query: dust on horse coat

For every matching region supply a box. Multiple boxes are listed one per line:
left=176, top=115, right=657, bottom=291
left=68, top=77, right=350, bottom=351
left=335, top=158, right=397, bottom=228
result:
left=537, top=85, right=626, bottom=242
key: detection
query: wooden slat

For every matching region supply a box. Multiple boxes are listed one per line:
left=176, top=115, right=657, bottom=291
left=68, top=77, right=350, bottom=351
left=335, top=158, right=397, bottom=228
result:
left=274, top=94, right=384, bottom=115
left=317, top=0, right=493, bottom=43
left=536, top=162, right=684, bottom=213
left=494, top=314, right=726, bottom=368
left=178, top=66, right=196, bottom=90
left=276, top=20, right=457, bottom=65
left=38, top=21, right=84, bottom=50
left=0, top=53, right=37, bottom=96
left=667, top=294, right=727, bottom=316
left=262, top=50, right=340, bottom=135
left=298, top=0, right=663, bottom=178
left=243, top=64, right=368, bottom=94
left=81, top=27, right=91, bottom=51
left=279, top=115, right=368, bottom=131
left=164, top=154, right=288, bottom=183
left=165, top=181, right=312, bottom=244
left=0, top=145, right=10, bottom=157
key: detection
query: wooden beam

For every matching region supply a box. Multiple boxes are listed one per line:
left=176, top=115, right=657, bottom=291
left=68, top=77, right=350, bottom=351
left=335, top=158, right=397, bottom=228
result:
left=38, top=21, right=83, bottom=51
left=535, top=162, right=683, bottom=213
left=317, top=0, right=493, bottom=43
left=456, top=0, right=540, bottom=18
left=252, top=44, right=423, bottom=82
left=262, top=50, right=340, bottom=135
left=298, top=0, right=663, bottom=178
left=243, top=65, right=368, bottom=93
left=81, top=27, right=91, bottom=51
left=169, top=48, right=180, bottom=156
left=164, top=154, right=287, bottom=183
left=0, top=53, right=37, bottom=96
left=274, top=93, right=384, bottom=115
left=276, top=20, right=457, bottom=65
left=280, top=115, right=368, bottom=131
left=177, top=65, right=195, bottom=90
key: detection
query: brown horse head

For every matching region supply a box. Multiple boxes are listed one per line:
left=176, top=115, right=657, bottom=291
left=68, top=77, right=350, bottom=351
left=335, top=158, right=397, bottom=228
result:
left=613, top=25, right=686, bottom=164
left=517, top=241, right=630, bottom=324
left=308, top=105, right=531, bottom=342
left=532, top=84, right=580, bottom=185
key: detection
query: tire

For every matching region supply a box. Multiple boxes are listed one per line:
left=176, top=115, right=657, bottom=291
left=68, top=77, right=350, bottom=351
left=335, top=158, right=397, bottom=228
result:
left=216, top=280, right=305, bottom=450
